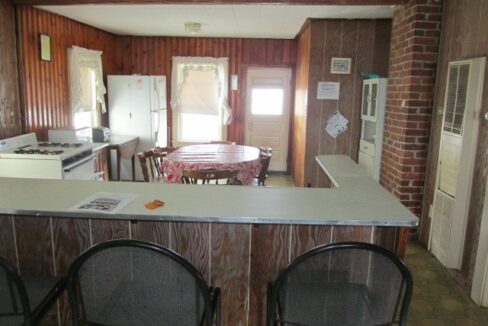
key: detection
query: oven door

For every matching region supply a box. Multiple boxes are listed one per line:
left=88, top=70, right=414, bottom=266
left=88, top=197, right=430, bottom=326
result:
left=63, top=155, right=96, bottom=180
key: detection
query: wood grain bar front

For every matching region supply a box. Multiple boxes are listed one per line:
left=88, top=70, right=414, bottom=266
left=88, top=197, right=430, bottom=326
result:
left=0, top=215, right=405, bottom=326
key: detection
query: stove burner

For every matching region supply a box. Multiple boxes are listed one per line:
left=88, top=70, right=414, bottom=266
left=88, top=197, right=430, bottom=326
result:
left=38, top=142, right=83, bottom=148
left=13, top=148, right=64, bottom=155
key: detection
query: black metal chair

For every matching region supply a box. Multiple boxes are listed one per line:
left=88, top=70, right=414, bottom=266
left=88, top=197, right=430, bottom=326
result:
left=0, top=256, right=65, bottom=326
left=67, top=239, right=221, bottom=326
left=267, top=242, right=413, bottom=326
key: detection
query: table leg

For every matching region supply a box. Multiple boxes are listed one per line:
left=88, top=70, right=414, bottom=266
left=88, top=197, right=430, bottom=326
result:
left=131, top=155, right=135, bottom=181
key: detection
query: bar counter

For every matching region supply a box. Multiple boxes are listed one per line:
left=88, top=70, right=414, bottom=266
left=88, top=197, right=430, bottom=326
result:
left=0, top=155, right=417, bottom=326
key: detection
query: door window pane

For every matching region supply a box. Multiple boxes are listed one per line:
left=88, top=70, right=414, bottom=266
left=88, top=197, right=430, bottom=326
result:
left=362, top=84, right=369, bottom=116
left=251, top=88, right=283, bottom=115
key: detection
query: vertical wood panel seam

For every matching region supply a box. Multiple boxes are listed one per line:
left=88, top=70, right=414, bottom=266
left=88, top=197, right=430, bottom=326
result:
left=49, top=217, right=56, bottom=276
left=475, top=0, right=484, bottom=55
left=88, top=219, right=93, bottom=246
left=12, top=215, right=20, bottom=270
left=334, top=22, right=344, bottom=155
left=14, top=6, right=25, bottom=134
left=288, top=224, right=292, bottom=263
left=128, top=221, right=132, bottom=239
left=349, top=22, right=360, bottom=158
left=208, top=223, right=212, bottom=283
left=246, top=224, right=252, bottom=326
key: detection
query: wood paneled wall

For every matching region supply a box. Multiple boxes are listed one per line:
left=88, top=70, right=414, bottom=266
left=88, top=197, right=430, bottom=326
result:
left=0, top=214, right=402, bottom=326
left=18, top=6, right=117, bottom=140
left=419, top=0, right=488, bottom=289
left=0, top=0, right=22, bottom=139
left=114, top=36, right=296, bottom=144
left=16, top=6, right=296, bottom=143
left=292, top=19, right=392, bottom=187
left=291, top=22, right=311, bottom=187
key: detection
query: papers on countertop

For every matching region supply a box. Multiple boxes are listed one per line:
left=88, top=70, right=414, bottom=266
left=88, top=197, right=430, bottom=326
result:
left=69, top=192, right=138, bottom=214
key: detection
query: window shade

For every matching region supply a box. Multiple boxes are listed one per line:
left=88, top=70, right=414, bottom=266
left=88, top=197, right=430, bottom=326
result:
left=170, top=56, right=231, bottom=125
left=68, top=46, right=107, bottom=114
left=180, top=70, right=219, bottom=115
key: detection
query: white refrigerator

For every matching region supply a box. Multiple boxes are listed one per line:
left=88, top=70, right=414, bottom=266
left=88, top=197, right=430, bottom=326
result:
left=108, top=75, right=167, bottom=181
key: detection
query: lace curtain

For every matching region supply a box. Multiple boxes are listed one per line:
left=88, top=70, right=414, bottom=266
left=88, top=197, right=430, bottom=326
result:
left=68, top=46, right=107, bottom=113
left=170, top=56, right=231, bottom=125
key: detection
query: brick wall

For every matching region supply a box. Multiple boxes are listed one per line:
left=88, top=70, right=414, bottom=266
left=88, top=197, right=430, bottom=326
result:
left=381, top=0, right=443, bottom=216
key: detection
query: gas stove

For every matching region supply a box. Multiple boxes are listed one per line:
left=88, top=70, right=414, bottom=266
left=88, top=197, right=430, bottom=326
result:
left=0, top=133, right=95, bottom=180
left=38, top=142, right=84, bottom=148
left=13, top=148, right=65, bottom=155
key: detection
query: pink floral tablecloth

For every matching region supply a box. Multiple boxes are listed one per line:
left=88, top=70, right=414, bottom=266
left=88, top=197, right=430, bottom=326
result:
left=161, top=144, right=261, bottom=185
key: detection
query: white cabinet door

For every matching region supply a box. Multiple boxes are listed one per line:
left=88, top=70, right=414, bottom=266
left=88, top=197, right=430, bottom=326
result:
left=358, top=151, right=375, bottom=178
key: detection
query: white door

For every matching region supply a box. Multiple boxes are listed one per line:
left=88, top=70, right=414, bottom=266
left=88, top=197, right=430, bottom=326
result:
left=429, top=57, right=486, bottom=269
left=244, top=68, right=291, bottom=172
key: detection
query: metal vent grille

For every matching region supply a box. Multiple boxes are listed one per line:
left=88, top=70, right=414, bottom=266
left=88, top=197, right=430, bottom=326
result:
left=443, top=63, right=470, bottom=135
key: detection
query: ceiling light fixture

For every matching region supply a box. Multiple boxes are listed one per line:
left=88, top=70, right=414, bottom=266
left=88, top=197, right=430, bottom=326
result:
left=185, top=22, right=202, bottom=34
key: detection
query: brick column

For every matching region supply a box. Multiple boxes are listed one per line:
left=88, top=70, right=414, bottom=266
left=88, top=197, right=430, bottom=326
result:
left=381, top=0, right=443, bottom=217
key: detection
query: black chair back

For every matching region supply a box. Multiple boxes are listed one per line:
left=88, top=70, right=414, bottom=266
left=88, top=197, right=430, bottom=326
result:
left=67, top=240, right=216, bottom=326
left=267, top=242, right=413, bottom=326
left=0, top=257, right=32, bottom=325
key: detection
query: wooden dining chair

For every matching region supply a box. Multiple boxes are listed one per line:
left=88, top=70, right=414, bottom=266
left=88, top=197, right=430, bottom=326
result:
left=208, top=141, right=236, bottom=145
left=153, top=146, right=177, bottom=155
left=256, top=151, right=272, bottom=186
left=259, top=146, right=273, bottom=155
left=138, top=147, right=176, bottom=182
left=138, top=150, right=165, bottom=183
left=181, top=169, right=241, bottom=185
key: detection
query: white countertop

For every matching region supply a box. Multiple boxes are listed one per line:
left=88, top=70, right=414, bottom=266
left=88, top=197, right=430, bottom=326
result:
left=108, top=135, right=139, bottom=146
left=92, top=142, right=109, bottom=152
left=0, top=155, right=418, bottom=227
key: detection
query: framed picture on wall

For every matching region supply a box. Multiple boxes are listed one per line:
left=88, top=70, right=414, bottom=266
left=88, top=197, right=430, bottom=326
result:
left=331, top=57, right=351, bottom=74
left=40, top=34, right=52, bottom=61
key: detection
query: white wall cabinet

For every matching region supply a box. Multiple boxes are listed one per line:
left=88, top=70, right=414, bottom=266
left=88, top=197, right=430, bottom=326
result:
left=358, top=78, right=387, bottom=181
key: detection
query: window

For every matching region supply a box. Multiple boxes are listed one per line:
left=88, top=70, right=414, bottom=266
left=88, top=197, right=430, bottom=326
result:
left=251, top=88, right=284, bottom=115
left=68, top=46, right=106, bottom=129
left=170, top=57, right=230, bottom=143
left=73, top=68, right=97, bottom=129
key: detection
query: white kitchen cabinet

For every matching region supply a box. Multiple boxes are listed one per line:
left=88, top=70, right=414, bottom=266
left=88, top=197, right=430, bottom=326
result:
left=358, top=78, right=387, bottom=181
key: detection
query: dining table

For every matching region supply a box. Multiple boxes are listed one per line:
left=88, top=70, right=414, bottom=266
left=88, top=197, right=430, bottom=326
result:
left=161, top=144, right=261, bottom=185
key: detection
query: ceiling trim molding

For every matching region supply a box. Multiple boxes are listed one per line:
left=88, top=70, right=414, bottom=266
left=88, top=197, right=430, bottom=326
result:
left=13, top=0, right=405, bottom=6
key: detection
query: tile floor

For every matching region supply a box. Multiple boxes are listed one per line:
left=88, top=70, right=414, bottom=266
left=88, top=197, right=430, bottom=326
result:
left=405, top=242, right=488, bottom=325
left=266, top=173, right=488, bottom=325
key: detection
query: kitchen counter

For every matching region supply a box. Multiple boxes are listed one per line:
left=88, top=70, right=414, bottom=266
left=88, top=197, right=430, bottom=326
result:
left=0, top=155, right=417, bottom=326
left=106, top=135, right=139, bottom=181
left=0, top=155, right=417, bottom=226
left=92, top=142, right=108, bottom=152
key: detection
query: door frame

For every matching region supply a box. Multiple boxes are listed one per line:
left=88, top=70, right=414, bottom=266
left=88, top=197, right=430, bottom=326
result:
left=242, top=65, right=293, bottom=172
left=472, top=177, right=488, bottom=307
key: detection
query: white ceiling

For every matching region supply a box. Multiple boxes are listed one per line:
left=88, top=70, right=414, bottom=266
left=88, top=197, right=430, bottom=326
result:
left=37, top=4, right=394, bottom=39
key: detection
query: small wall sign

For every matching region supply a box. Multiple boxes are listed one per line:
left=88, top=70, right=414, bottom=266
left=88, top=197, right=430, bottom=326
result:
left=317, top=81, right=340, bottom=100
left=331, top=57, right=351, bottom=74
left=40, top=34, right=51, bottom=61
